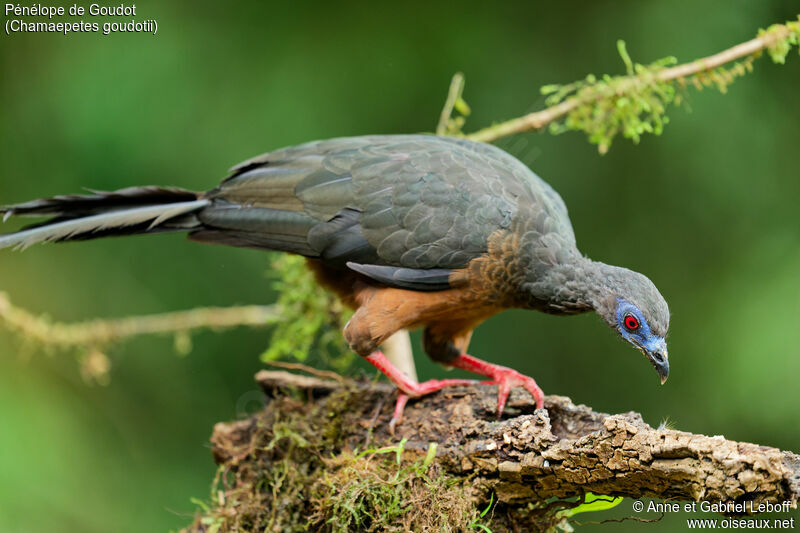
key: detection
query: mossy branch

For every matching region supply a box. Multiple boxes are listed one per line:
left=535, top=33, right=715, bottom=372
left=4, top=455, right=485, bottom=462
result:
left=0, top=292, right=278, bottom=348
left=452, top=16, right=800, bottom=152
left=0, top=291, right=279, bottom=382
left=185, top=371, right=800, bottom=532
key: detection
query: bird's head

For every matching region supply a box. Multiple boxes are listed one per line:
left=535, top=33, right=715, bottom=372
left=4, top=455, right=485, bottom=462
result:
left=613, top=296, right=670, bottom=383
left=594, top=267, right=670, bottom=384
left=525, top=258, right=670, bottom=382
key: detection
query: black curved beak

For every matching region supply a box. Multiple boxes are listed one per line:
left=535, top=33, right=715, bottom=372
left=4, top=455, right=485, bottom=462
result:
left=647, top=346, right=669, bottom=385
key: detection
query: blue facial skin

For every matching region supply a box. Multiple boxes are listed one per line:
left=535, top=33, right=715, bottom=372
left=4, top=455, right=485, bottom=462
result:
left=615, top=298, right=669, bottom=383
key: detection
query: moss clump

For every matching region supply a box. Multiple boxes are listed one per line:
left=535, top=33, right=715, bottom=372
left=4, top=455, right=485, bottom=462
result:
left=263, top=254, right=354, bottom=372
left=184, top=390, right=493, bottom=533
left=312, top=442, right=487, bottom=532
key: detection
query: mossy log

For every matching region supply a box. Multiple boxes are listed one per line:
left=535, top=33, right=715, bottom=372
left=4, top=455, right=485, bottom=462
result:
left=185, top=370, right=799, bottom=532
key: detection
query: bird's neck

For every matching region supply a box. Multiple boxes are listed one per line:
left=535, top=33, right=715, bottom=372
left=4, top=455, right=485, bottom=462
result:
left=521, top=258, right=619, bottom=319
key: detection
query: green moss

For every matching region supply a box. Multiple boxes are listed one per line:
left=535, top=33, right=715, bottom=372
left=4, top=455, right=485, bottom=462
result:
left=315, top=442, right=486, bottom=532
left=184, top=393, right=492, bottom=533
left=541, top=43, right=699, bottom=154
left=262, top=254, right=354, bottom=371
left=761, top=18, right=800, bottom=64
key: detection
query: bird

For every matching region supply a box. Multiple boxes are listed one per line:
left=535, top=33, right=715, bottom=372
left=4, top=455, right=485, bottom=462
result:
left=0, top=134, right=670, bottom=428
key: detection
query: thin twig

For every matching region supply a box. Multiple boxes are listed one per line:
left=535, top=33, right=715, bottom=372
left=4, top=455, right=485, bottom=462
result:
left=0, top=291, right=278, bottom=349
left=436, top=72, right=465, bottom=136
left=466, top=20, right=797, bottom=143
left=264, top=360, right=346, bottom=383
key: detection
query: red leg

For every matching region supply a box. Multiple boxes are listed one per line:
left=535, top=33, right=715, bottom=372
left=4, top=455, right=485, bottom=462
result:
left=366, top=351, right=478, bottom=432
left=448, top=353, right=544, bottom=416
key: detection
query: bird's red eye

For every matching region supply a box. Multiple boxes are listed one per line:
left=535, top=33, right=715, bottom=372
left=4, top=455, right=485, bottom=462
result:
left=624, top=315, right=640, bottom=331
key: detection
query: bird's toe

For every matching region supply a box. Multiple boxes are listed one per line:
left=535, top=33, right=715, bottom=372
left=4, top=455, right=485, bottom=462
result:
left=483, top=367, right=545, bottom=416
left=389, top=393, right=410, bottom=436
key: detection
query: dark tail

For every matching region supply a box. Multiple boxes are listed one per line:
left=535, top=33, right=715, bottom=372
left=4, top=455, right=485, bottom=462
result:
left=0, top=186, right=209, bottom=250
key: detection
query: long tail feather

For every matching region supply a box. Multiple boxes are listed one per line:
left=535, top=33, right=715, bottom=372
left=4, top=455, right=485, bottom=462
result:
left=0, top=186, right=199, bottom=219
left=0, top=198, right=209, bottom=250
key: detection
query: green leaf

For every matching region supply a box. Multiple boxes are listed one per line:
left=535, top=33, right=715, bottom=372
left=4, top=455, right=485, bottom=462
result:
left=562, top=493, right=623, bottom=517
left=480, top=492, right=494, bottom=518
left=469, top=492, right=495, bottom=532
left=422, top=442, right=438, bottom=470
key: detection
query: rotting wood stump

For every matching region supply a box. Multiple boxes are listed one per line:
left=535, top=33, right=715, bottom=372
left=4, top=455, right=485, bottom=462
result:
left=185, top=370, right=800, bottom=532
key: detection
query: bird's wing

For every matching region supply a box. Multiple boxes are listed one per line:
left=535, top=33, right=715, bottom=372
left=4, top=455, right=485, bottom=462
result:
left=345, top=262, right=454, bottom=291
left=195, top=135, right=574, bottom=291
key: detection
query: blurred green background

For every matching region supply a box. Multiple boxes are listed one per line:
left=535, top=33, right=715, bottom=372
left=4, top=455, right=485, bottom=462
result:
left=1, top=1, right=798, bottom=531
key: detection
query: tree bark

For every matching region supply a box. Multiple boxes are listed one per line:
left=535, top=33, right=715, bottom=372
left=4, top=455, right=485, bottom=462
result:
left=186, top=370, right=799, bottom=532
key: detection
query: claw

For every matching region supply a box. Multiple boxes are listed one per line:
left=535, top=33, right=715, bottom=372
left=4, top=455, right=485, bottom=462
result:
left=482, top=368, right=544, bottom=416
left=496, top=378, right=512, bottom=416
left=452, top=353, right=545, bottom=416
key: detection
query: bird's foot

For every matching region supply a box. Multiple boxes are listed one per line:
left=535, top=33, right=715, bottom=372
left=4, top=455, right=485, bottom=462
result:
left=366, top=351, right=478, bottom=433
left=449, top=353, right=545, bottom=416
